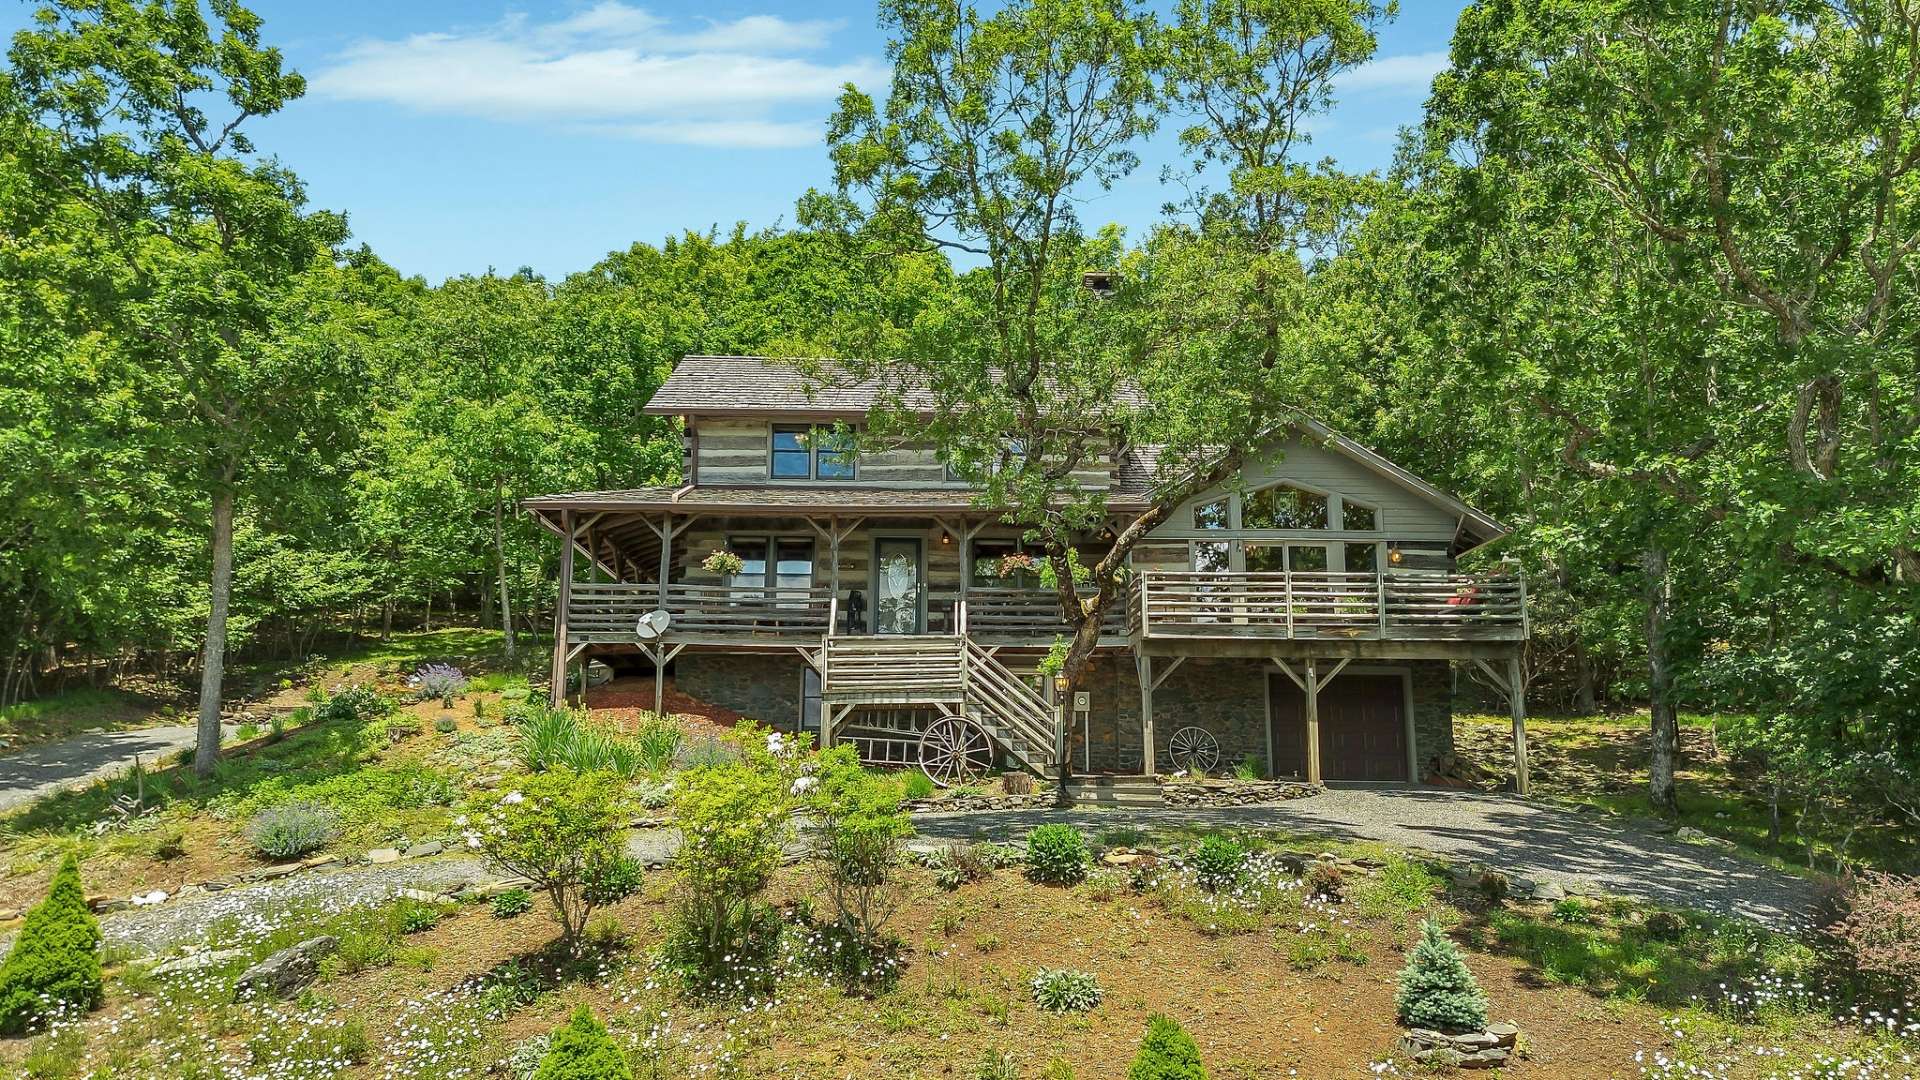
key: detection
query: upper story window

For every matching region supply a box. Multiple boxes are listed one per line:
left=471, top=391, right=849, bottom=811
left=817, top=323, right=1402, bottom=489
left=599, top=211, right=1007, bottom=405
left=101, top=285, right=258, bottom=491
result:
left=1342, top=500, right=1379, bottom=531
left=1242, top=483, right=1329, bottom=530
left=771, top=425, right=857, bottom=480
left=1194, top=499, right=1229, bottom=530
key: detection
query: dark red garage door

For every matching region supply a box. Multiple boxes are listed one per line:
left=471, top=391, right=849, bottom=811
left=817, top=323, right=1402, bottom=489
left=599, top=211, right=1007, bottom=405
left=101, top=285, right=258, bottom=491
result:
left=1268, top=673, right=1408, bottom=782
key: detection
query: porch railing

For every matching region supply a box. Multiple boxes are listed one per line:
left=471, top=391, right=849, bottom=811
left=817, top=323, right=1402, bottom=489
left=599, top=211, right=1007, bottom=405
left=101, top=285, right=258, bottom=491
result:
left=567, top=582, right=832, bottom=642
left=1134, top=570, right=1526, bottom=641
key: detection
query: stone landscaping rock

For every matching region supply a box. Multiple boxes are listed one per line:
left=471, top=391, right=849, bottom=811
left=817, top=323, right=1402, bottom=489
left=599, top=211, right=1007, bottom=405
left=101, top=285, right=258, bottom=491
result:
left=1399, top=1024, right=1521, bottom=1070
left=403, top=841, right=443, bottom=859
left=148, top=947, right=245, bottom=978
left=1531, top=880, right=1567, bottom=902
left=367, top=848, right=402, bottom=864
left=87, top=895, right=131, bottom=913
left=0, top=908, right=19, bottom=922
left=1159, top=779, right=1316, bottom=808
left=257, top=863, right=302, bottom=880
left=236, top=935, right=338, bottom=999
left=905, top=791, right=1055, bottom=813
left=300, top=854, right=340, bottom=869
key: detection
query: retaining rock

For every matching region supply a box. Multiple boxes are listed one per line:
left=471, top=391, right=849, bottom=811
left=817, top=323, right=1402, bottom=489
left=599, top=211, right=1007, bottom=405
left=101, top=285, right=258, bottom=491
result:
left=236, top=935, right=338, bottom=999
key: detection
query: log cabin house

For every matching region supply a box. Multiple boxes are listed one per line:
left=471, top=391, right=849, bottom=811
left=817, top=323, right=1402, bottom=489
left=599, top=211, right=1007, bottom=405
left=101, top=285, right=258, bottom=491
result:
left=522, top=356, right=1532, bottom=791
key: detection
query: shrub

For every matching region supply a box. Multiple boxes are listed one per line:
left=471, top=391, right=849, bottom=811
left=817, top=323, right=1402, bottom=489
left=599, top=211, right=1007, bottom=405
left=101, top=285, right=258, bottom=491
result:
left=631, top=714, right=682, bottom=774
left=435, top=715, right=459, bottom=734
left=1189, top=835, right=1246, bottom=893
left=582, top=855, right=646, bottom=908
left=314, top=685, right=390, bottom=726
left=1127, top=1014, right=1208, bottom=1080
left=1025, top=824, right=1090, bottom=885
left=1831, top=870, right=1920, bottom=986
left=902, top=771, right=936, bottom=800
left=385, top=713, right=424, bottom=742
left=1232, top=754, right=1265, bottom=781
left=1030, top=967, right=1102, bottom=1012
left=976, top=1050, right=1019, bottom=1080
left=1395, top=918, right=1488, bottom=1033
left=633, top=779, right=674, bottom=811
left=506, top=1035, right=553, bottom=1080
left=465, top=770, right=636, bottom=947
left=1550, top=898, right=1596, bottom=924
left=1643, top=910, right=1687, bottom=942
left=534, top=1005, right=632, bottom=1080
left=1475, top=870, right=1511, bottom=903
left=664, top=749, right=794, bottom=990
left=247, top=801, right=340, bottom=861
left=809, top=748, right=913, bottom=982
left=409, top=663, right=468, bottom=706
left=491, top=888, right=534, bottom=918
left=1303, top=860, right=1345, bottom=901
left=395, top=898, right=445, bottom=933
left=0, top=855, right=102, bottom=1035
left=146, top=825, right=188, bottom=861
left=930, top=842, right=1012, bottom=890
left=516, top=703, right=650, bottom=777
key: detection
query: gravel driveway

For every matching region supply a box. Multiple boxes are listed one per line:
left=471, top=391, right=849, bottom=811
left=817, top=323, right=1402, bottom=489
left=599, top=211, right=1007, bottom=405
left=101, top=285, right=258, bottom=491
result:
left=914, top=786, right=1822, bottom=929
left=0, top=725, right=237, bottom=813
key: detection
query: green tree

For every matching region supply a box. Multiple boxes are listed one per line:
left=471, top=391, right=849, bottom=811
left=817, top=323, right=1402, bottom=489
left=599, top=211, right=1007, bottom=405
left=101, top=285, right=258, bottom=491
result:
left=534, top=1005, right=632, bottom=1080
left=0, top=854, right=102, bottom=1034
left=6, top=0, right=350, bottom=774
left=1395, top=917, right=1487, bottom=1033
left=465, top=769, right=635, bottom=947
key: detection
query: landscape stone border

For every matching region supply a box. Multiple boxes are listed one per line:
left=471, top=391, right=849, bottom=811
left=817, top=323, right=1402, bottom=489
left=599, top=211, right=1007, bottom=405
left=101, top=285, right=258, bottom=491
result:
left=1398, top=1022, right=1521, bottom=1069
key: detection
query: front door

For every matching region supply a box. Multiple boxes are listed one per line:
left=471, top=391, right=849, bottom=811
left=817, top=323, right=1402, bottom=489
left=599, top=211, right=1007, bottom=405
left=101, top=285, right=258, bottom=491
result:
left=873, top=538, right=924, bottom=634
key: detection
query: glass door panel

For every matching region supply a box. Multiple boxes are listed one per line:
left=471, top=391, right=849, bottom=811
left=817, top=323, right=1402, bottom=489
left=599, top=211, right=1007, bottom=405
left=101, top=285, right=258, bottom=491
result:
left=873, top=539, right=923, bottom=635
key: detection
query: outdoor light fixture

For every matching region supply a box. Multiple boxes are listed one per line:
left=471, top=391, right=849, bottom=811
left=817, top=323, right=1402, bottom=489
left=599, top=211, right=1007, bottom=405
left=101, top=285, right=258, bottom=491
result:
left=1053, top=675, right=1070, bottom=694
left=1388, top=548, right=1404, bottom=565
left=939, top=530, right=952, bottom=546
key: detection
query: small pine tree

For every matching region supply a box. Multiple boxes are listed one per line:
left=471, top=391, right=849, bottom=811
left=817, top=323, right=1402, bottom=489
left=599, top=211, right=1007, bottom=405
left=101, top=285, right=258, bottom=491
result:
left=0, top=854, right=103, bottom=1035
left=1395, top=918, right=1488, bottom=1032
left=534, top=1005, right=633, bottom=1080
left=1127, top=1014, right=1209, bottom=1080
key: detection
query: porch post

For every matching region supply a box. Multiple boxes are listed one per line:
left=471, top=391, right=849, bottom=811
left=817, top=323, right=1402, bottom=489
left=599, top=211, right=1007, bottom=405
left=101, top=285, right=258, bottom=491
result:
left=550, top=510, right=574, bottom=708
left=1304, top=659, right=1323, bottom=784
left=1507, top=655, right=1530, bottom=795
left=1136, top=653, right=1156, bottom=776
left=828, top=517, right=841, bottom=627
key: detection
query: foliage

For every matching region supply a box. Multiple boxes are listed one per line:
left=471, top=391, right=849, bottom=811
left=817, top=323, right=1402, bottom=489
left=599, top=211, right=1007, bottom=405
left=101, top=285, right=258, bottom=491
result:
left=409, top=663, right=469, bottom=705
left=582, top=855, right=646, bottom=908
left=699, top=550, right=745, bottom=576
left=1030, top=968, right=1102, bottom=1012
left=507, top=1035, right=554, bottom=1080
left=630, top=715, right=683, bottom=775
left=928, top=841, right=1017, bottom=890
left=491, top=888, right=535, bottom=919
left=1396, top=918, right=1488, bottom=1033
left=1303, top=860, right=1345, bottom=901
left=516, top=702, right=651, bottom=778
left=464, top=770, right=635, bottom=946
left=1830, top=872, right=1920, bottom=988
left=533, top=1005, right=633, bottom=1080
left=315, top=686, right=392, bottom=727
left=1025, top=824, right=1091, bottom=885
left=245, top=801, right=340, bottom=860
left=1231, top=754, right=1264, bottom=781
left=902, top=771, right=936, bottom=801
left=1127, top=1014, right=1209, bottom=1080
left=806, top=747, right=914, bottom=981
left=0, top=855, right=102, bottom=1035
left=1189, top=835, right=1247, bottom=893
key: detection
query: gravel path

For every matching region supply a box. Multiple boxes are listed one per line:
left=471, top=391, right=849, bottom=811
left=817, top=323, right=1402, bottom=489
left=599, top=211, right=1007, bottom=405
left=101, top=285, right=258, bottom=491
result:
left=0, top=725, right=238, bottom=813
left=913, top=786, right=1822, bottom=929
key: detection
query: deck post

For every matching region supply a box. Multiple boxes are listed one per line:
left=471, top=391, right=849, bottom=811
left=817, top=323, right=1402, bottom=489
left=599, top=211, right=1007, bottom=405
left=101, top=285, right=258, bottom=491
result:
left=550, top=510, right=574, bottom=708
left=1304, top=659, right=1323, bottom=784
left=656, top=513, right=675, bottom=608
left=1136, top=653, right=1155, bottom=776
left=1507, top=655, right=1530, bottom=795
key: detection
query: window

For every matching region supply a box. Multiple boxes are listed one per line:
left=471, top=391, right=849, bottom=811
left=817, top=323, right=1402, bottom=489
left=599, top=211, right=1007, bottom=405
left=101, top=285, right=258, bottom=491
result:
left=724, top=536, right=770, bottom=592
left=1194, top=499, right=1229, bottom=530
left=1192, top=540, right=1230, bottom=573
left=1242, top=483, right=1329, bottom=530
left=770, top=427, right=812, bottom=479
left=725, top=536, right=815, bottom=597
left=1289, top=545, right=1329, bottom=571
left=1345, top=543, right=1379, bottom=573
left=774, top=539, right=815, bottom=592
left=971, top=540, right=1044, bottom=588
left=770, top=425, right=858, bottom=480
left=1244, top=543, right=1284, bottom=573
left=1342, top=501, right=1379, bottom=531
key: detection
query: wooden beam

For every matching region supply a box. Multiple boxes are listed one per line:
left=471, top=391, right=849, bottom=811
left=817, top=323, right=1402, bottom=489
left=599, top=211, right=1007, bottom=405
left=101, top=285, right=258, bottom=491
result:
left=1318, top=657, right=1353, bottom=689
left=1305, top=659, right=1322, bottom=784
left=551, top=509, right=575, bottom=708
left=1148, top=654, right=1188, bottom=692
left=1270, top=657, right=1305, bottom=692
left=1137, top=653, right=1156, bottom=776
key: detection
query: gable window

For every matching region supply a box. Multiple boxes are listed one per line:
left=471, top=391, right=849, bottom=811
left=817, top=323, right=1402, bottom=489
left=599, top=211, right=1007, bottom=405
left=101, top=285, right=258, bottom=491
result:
left=1242, top=483, right=1329, bottom=530
left=1342, top=500, right=1379, bottom=531
left=1194, top=498, right=1229, bottom=530
left=770, top=425, right=857, bottom=480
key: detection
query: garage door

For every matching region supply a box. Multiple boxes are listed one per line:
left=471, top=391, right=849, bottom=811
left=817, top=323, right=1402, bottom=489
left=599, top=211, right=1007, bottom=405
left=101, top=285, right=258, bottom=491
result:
left=1268, top=673, right=1409, bottom=782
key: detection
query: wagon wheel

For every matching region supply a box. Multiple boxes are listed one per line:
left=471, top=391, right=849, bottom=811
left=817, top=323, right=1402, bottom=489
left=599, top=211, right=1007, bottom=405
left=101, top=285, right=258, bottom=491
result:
left=1168, top=726, right=1220, bottom=776
left=919, top=714, right=993, bottom=788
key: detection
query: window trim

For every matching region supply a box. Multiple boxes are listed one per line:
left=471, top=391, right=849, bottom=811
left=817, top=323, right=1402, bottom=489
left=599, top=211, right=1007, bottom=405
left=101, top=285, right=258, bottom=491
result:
left=767, top=424, right=859, bottom=481
left=1241, top=481, right=1332, bottom=531
left=1340, top=498, right=1382, bottom=532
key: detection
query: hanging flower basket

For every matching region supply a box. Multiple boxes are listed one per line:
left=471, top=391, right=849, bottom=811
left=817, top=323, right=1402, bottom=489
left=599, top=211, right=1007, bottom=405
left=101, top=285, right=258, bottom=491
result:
left=701, top=549, right=745, bottom=576
left=998, top=553, right=1039, bottom=578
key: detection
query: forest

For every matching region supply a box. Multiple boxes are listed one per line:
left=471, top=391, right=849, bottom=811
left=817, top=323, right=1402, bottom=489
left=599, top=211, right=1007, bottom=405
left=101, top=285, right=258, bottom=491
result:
left=1, top=0, right=1916, bottom=836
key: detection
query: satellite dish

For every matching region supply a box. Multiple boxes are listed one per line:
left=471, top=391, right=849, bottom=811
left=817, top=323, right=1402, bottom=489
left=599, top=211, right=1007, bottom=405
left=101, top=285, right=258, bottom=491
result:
left=636, top=609, right=671, bottom=641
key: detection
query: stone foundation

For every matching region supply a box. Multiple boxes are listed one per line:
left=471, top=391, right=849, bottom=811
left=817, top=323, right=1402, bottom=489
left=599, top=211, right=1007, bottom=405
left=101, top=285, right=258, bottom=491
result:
left=673, top=652, right=806, bottom=726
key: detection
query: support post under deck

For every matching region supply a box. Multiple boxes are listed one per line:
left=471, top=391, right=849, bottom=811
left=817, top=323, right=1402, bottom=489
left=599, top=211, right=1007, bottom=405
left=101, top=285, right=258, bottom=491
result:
left=1508, top=655, right=1530, bottom=795
left=550, top=510, right=574, bottom=708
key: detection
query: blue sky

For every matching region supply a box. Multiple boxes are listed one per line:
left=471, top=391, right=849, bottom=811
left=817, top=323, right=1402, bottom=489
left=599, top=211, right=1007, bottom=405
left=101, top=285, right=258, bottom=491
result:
left=5, top=1, right=1472, bottom=283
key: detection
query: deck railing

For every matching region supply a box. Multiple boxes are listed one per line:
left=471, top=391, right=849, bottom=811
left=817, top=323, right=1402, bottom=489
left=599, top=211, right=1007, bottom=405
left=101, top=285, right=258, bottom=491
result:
left=1134, top=570, right=1525, bottom=642
left=567, top=582, right=832, bottom=642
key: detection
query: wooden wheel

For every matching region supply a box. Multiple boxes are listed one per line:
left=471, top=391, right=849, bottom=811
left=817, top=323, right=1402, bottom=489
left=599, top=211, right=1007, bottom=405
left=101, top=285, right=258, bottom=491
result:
left=1168, top=726, right=1220, bottom=775
left=919, top=714, right=993, bottom=787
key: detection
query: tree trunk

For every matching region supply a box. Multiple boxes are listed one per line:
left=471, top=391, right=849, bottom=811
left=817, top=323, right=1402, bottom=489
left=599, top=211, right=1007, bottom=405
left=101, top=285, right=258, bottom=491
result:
left=493, top=479, right=516, bottom=661
left=381, top=597, right=393, bottom=641
left=1644, top=541, right=1679, bottom=815
left=194, top=480, right=236, bottom=778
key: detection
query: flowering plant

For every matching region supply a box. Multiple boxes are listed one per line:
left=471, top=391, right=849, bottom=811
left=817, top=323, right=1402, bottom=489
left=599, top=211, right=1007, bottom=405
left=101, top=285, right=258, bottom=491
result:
left=407, top=663, right=467, bottom=707
left=700, top=549, right=745, bottom=576
left=463, top=770, right=635, bottom=948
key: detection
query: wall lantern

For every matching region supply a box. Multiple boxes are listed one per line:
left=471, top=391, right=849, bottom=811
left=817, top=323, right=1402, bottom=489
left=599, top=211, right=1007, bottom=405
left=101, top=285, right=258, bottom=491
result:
left=1053, top=674, right=1071, bottom=695
left=1388, top=548, right=1404, bottom=565
left=939, top=530, right=953, bottom=547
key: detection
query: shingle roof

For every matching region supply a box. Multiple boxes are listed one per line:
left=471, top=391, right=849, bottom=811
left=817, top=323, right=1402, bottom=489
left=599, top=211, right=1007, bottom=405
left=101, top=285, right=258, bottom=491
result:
left=643, top=356, right=940, bottom=416
left=523, top=484, right=1152, bottom=515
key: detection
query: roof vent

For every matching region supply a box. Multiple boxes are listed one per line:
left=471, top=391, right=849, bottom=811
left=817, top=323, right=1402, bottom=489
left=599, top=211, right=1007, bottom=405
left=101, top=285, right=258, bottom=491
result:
left=1081, top=271, right=1115, bottom=295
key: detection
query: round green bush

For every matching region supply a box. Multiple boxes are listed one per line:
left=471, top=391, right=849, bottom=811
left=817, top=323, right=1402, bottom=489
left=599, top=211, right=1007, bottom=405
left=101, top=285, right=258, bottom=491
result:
left=1395, top=918, right=1489, bottom=1032
left=1127, top=1014, right=1209, bottom=1080
left=1189, top=835, right=1246, bottom=893
left=1024, top=824, right=1089, bottom=885
left=491, top=888, right=534, bottom=918
left=246, top=801, right=340, bottom=861
left=0, top=855, right=103, bottom=1035
left=534, top=1004, right=632, bottom=1080
left=1030, top=967, right=1102, bottom=1012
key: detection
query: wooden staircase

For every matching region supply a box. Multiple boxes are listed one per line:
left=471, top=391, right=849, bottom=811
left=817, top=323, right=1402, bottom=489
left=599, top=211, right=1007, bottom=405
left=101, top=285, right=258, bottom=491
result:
left=820, top=635, right=1058, bottom=776
left=1063, top=775, right=1164, bottom=808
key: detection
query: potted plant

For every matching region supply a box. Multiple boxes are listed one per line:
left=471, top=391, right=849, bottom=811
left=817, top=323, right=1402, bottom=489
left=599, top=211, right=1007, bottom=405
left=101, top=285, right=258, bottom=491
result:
left=701, top=549, right=745, bottom=577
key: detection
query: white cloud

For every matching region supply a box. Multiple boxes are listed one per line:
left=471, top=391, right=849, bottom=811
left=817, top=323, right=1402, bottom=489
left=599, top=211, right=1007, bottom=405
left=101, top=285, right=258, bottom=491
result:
left=309, top=3, right=882, bottom=148
left=1338, top=50, right=1450, bottom=94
